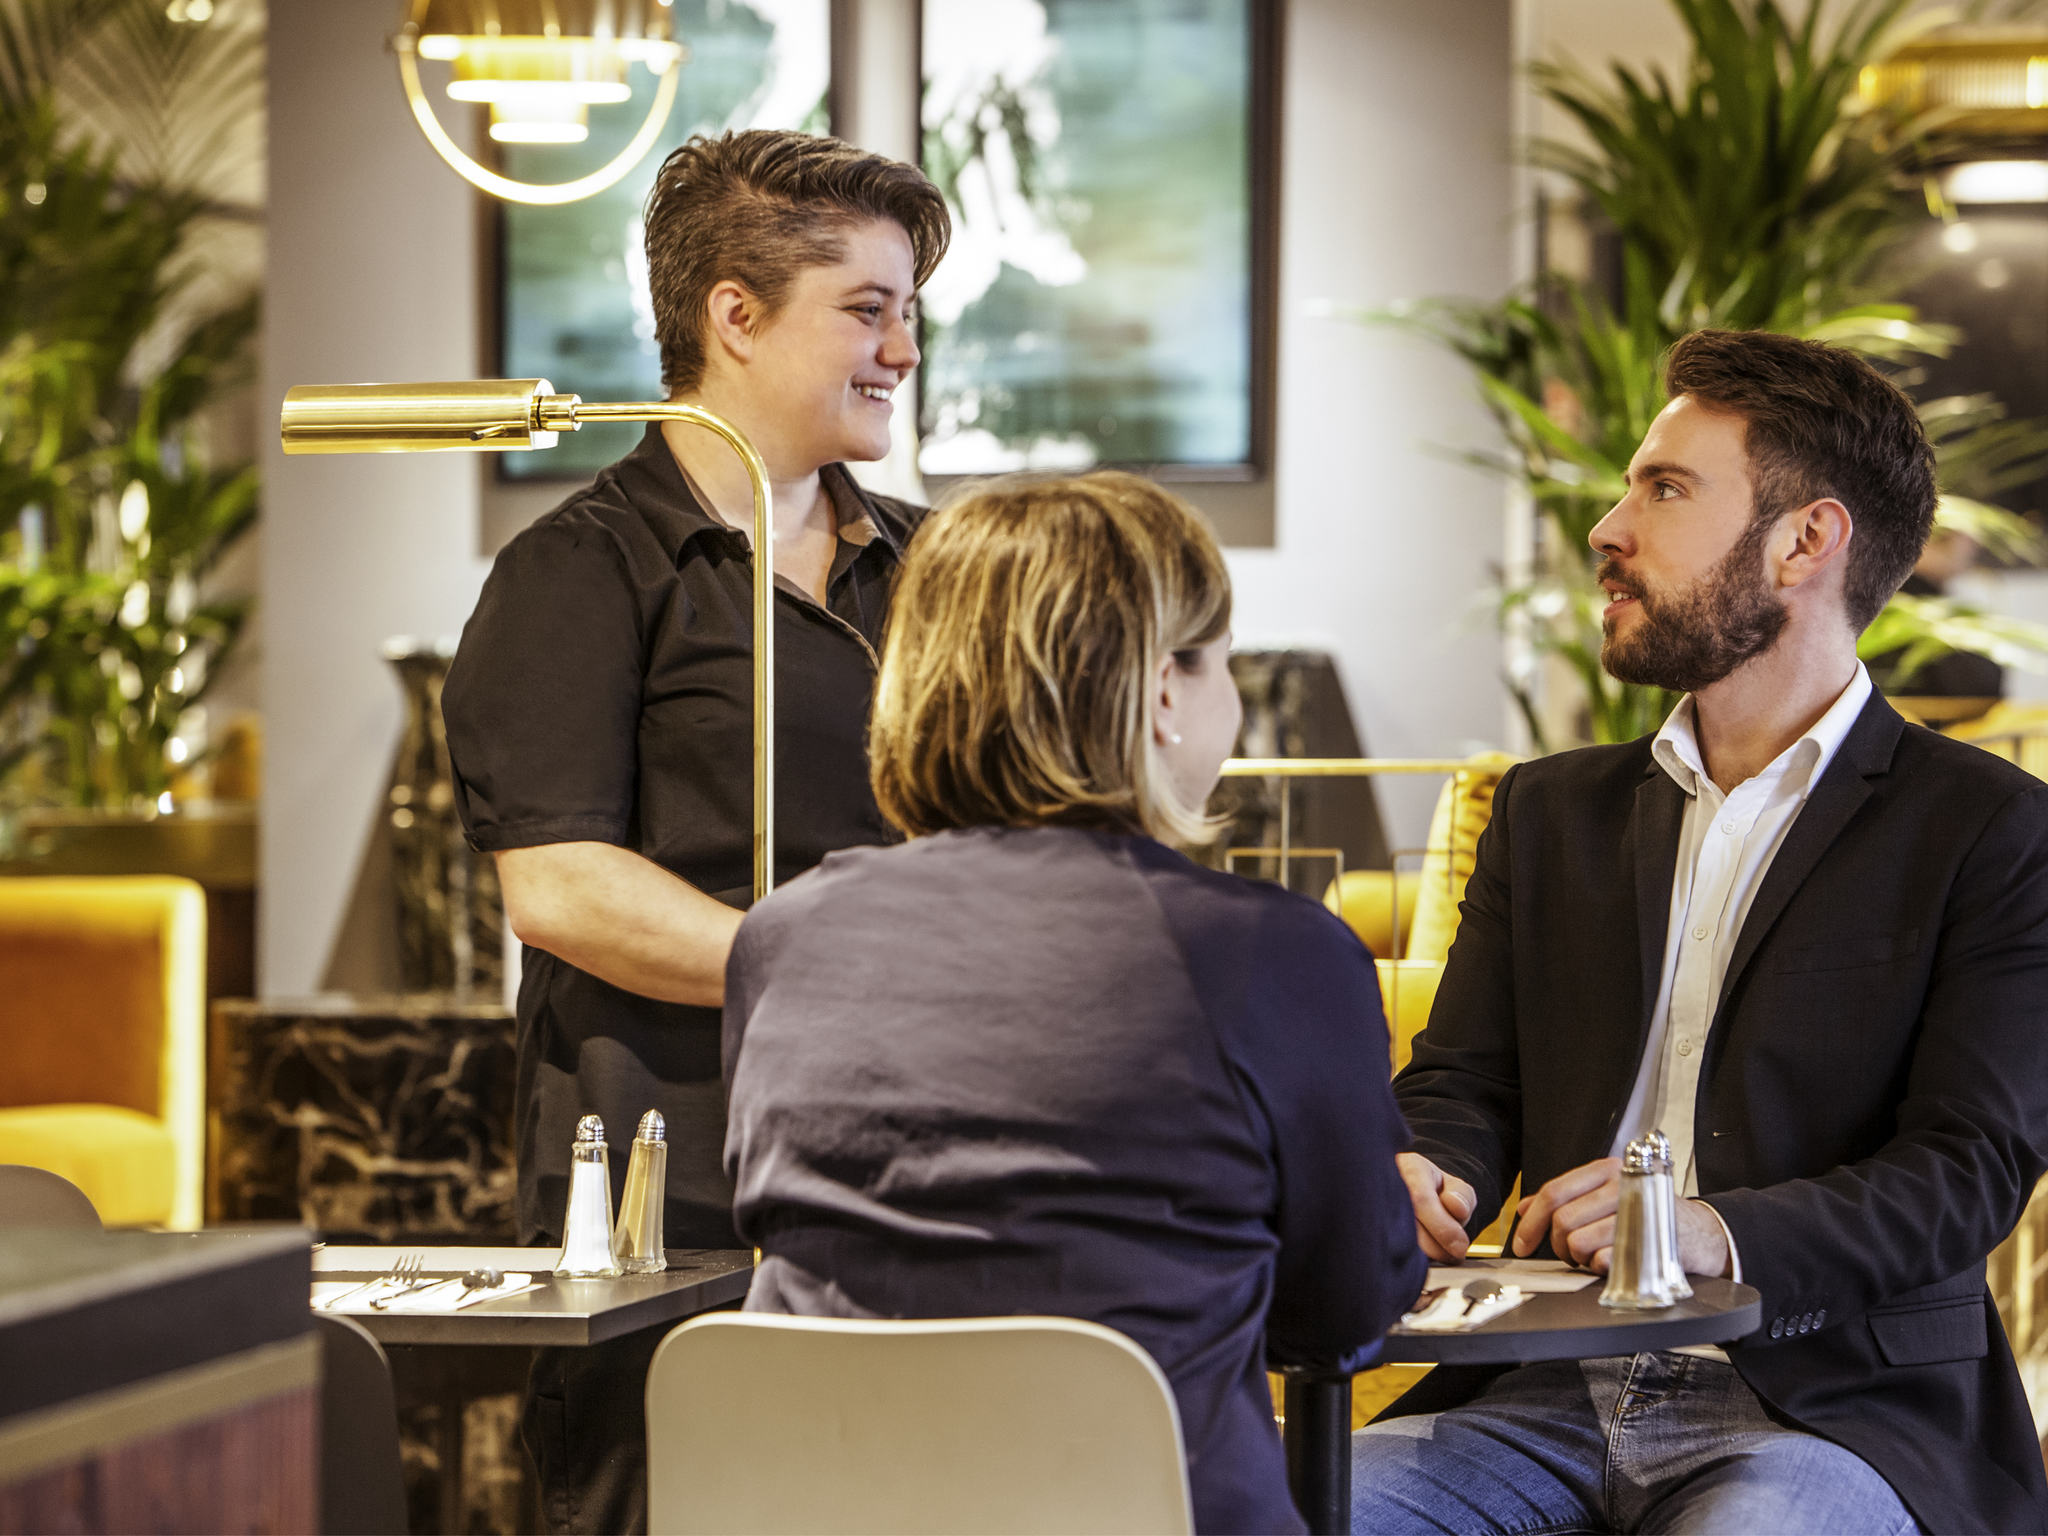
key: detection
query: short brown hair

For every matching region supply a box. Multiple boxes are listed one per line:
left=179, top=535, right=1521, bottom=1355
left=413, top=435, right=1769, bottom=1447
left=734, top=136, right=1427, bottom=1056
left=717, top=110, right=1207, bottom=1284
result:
left=642, top=130, right=950, bottom=395
left=871, top=472, right=1232, bottom=846
left=1663, top=329, right=1937, bottom=629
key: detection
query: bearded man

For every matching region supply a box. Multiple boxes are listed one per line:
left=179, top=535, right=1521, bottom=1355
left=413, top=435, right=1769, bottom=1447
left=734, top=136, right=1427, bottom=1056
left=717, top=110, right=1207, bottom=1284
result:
left=1349, top=328, right=2048, bottom=1535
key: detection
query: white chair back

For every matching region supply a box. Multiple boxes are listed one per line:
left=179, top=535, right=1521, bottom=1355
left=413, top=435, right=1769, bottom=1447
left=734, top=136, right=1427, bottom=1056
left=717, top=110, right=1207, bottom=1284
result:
left=644, top=1312, right=1194, bottom=1535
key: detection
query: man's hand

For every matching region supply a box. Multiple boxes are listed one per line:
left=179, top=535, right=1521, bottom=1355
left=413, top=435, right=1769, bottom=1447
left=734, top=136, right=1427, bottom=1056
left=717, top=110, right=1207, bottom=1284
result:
left=1399, top=1152, right=1477, bottom=1262
left=1511, top=1157, right=1731, bottom=1276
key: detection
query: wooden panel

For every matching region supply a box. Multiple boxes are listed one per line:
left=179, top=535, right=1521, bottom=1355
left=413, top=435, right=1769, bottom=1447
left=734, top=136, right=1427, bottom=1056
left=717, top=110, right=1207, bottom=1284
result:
left=0, top=1384, right=315, bottom=1536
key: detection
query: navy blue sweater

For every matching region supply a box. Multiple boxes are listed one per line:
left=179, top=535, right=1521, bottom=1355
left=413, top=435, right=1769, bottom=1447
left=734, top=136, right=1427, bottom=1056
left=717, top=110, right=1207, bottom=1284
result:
left=723, top=826, right=1424, bottom=1533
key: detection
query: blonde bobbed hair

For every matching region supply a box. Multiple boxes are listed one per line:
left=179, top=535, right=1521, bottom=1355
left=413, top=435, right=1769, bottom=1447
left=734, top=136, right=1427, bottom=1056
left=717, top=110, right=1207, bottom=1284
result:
left=870, top=471, right=1232, bottom=846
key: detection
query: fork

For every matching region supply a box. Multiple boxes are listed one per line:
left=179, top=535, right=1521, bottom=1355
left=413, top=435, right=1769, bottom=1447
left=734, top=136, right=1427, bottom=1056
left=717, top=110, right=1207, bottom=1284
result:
left=323, top=1250, right=424, bottom=1311
left=366, top=1251, right=432, bottom=1310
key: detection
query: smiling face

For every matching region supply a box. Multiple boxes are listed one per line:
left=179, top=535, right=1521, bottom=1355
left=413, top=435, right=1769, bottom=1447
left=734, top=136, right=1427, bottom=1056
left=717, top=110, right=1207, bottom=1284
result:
left=1589, top=394, right=1790, bottom=693
left=740, top=218, right=921, bottom=469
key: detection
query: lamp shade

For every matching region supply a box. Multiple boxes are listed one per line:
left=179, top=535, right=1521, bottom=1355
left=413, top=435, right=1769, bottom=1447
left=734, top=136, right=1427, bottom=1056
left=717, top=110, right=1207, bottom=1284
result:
left=414, top=0, right=676, bottom=42
left=1858, top=30, right=2048, bottom=136
left=396, top=0, right=685, bottom=205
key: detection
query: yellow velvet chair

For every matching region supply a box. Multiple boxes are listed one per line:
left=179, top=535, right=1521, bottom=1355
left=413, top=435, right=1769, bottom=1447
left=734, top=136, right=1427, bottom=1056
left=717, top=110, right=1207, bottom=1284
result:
left=0, top=876, right=207, bottom=1227
left=1290, top=763, right=1518, bottom=1430
left=1328, top=750, right=1521, bottom=1249
left=1325, top=752, right=1517, bottom=966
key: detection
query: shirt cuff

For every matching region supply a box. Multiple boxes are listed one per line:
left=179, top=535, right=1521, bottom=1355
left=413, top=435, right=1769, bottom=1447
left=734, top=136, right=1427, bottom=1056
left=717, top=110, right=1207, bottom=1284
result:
left=1696, top=1200, right=1742, bottom=1281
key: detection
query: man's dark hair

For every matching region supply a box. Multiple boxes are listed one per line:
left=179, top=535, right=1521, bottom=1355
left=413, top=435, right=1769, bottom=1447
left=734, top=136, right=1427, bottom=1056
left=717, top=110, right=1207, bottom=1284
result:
left=1663, top=328, right=1937, bottom=630
left=643, top=130, right=951, bottom=395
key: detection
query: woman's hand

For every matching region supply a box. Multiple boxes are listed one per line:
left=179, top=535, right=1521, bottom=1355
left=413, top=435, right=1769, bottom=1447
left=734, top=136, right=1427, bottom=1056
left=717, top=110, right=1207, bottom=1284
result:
left=1398, top=1151, right=1478, bottom=1262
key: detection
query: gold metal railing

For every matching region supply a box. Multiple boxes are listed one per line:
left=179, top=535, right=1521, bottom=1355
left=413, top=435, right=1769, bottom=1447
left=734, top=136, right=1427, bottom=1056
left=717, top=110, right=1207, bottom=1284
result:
left=1217, top=757, right=1479, bottom=913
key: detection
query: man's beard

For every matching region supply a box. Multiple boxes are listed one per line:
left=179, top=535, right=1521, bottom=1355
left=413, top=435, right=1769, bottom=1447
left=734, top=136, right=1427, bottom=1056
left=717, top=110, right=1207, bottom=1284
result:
left=1599, top=515, right=1789, bottom=694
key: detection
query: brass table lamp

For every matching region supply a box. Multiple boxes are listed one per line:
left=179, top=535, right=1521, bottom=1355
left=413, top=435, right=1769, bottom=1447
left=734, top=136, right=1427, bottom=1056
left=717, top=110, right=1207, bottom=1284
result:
left=280, top=379, right=780, bottom=900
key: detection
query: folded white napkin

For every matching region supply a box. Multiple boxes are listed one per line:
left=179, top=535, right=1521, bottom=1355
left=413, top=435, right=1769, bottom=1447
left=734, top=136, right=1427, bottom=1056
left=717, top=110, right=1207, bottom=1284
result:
left=1399, top=1282, right=1528, bottom=1332
left=314, top=1273, right=540, bottom=1313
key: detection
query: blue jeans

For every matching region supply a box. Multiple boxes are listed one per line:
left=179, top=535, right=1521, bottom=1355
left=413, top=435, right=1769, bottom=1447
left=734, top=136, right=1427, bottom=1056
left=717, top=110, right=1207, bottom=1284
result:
left=1349, top=1352, right=1917, bottom=1535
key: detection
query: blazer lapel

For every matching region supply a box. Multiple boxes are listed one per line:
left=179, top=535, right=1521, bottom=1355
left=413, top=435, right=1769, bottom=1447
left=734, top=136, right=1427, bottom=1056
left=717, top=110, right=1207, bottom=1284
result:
left=1632, top=765, right=1687, bottom=1038
left=1715, top=693, right=1904, bottom=1013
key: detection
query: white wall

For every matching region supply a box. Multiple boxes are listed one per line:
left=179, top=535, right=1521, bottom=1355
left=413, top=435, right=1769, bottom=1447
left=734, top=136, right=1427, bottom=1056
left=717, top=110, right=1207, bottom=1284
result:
left=261, top=0, right=491, bottom=995
left=1227, top=0, right=1515, bottom=844
left=258, top=0, right=1517, bottom=990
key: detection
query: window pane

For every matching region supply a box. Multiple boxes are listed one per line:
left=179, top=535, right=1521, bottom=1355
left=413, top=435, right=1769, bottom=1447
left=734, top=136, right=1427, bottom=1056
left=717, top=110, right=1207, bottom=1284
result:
left=919, top=0, right=1254, bottom=475
left=497, top=0, right=830, bottom=480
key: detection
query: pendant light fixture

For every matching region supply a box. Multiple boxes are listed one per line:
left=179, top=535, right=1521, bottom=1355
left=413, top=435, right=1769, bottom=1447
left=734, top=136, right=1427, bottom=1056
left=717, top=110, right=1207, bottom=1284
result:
left=394, top=0, right=686, bottom=205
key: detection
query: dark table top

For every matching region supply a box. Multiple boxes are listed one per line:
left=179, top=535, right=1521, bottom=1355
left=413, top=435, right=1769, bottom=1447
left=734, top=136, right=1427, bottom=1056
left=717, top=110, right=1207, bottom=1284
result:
left=313, top=1245, right=753, bottom=1347
left=1378, top=1258, right=1761, bottom=1366
left=0, top=1228, right=312, bottom=1421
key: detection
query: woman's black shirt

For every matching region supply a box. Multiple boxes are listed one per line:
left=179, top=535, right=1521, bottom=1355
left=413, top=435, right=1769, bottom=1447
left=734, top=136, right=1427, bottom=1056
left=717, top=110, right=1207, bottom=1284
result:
left=443, top=424, right=918, bottom=1245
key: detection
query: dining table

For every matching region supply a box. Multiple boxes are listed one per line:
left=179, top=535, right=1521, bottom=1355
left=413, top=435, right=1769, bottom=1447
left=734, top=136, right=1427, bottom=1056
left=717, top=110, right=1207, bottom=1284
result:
left=1282, top=1258, right=1762, bottom=1536
left=314, top=1244, right=754, bottom=1532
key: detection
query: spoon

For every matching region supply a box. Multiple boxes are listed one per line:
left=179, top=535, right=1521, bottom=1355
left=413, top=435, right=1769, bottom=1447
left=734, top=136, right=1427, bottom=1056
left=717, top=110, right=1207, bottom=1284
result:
left=1459, top=1279, right=1506, bottom=1314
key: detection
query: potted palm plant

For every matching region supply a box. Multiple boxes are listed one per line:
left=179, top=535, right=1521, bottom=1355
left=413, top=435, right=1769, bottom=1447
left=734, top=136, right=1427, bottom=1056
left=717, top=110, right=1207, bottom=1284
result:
left=0, top=0, right=261, bottom=831
left=1372, top=0, right=2048, bottom=748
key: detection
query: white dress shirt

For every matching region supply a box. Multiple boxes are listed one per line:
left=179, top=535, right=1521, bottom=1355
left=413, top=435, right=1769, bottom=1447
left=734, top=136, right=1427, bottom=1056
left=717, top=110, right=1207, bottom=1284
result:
left=1608, top=661, right=1874, bottom=1295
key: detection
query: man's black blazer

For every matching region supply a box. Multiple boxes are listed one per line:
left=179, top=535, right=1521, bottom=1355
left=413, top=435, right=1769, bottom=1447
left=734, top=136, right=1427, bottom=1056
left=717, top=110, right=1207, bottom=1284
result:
left=1393, top=692, right=2048, bottom=1534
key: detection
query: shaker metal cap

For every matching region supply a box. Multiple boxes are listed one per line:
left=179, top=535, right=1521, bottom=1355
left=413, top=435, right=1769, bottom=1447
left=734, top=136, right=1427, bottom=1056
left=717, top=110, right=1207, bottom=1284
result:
left=1621, top=1131, right=1672, bottom=1174
left=574, top=1113, right=606, bottom=1147
left=635, top=1109, right=666, bottom=1143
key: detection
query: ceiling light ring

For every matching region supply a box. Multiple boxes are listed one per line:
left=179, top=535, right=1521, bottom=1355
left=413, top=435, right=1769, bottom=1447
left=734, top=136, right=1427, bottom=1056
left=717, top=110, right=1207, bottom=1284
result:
left=394, top=22, right=681, bottom=207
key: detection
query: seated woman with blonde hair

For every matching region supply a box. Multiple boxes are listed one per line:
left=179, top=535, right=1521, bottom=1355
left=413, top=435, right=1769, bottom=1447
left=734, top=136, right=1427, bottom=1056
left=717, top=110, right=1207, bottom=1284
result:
left=721, top=471, right=1424, bottom=1533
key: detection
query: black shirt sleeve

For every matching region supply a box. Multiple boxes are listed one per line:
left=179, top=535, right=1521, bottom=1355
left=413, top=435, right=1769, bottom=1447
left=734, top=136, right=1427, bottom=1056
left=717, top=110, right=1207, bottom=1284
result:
left=443, top=513, right=647, bottom=852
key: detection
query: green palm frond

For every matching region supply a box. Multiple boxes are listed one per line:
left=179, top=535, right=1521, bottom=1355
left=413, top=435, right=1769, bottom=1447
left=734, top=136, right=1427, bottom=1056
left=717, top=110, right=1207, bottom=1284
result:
left=52, top=0, right=262, bottom=198
left=0, top=0, right=260, bottom=811
left=1858, top=592, right=2048, bottom=682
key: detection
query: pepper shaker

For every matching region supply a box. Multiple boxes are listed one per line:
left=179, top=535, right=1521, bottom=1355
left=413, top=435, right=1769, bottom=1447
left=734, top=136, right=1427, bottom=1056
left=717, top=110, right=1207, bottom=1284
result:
left=613, top=1109, right=669, bottom=1274
left=1600, top=1131, right=1694, bottom=1309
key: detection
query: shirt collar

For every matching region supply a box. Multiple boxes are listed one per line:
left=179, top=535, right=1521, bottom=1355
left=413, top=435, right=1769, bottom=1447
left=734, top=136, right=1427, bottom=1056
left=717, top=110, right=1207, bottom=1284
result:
left=611, top=423, right=903, bottom=564
left=1651, top=661, right=1874, bottom=803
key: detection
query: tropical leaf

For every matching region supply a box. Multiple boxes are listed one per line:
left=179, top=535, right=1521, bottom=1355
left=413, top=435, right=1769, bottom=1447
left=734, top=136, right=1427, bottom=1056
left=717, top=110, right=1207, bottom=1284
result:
left=0, top=0, right=260, bottom=811
left=1858, top=592, right=2048, bottom=680
left=1357, top=0, right=2048, bottom=747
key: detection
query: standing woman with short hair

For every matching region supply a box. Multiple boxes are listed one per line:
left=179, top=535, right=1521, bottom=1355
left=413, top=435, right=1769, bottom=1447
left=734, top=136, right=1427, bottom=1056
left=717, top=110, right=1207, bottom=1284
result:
left=442, top=130, right=949, bottom=1534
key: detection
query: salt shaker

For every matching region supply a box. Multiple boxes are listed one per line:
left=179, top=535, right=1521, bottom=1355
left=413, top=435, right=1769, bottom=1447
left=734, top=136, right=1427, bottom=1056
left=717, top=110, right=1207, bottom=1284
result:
left=554, top=1113, right=624, bottom=1278
left=1599, top=1131, right=1694, bottom=1309
left=613, top=1109, right=668, bottom=1274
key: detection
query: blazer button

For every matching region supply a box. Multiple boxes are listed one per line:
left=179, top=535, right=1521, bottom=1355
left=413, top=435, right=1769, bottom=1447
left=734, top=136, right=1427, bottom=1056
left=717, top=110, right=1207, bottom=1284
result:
left=1799, top=1315, right=1812, bottom=1334
left=1770, top=1318, right=1784, bottom=1339
left=1815, top=1308, right=1826, bottom=1326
